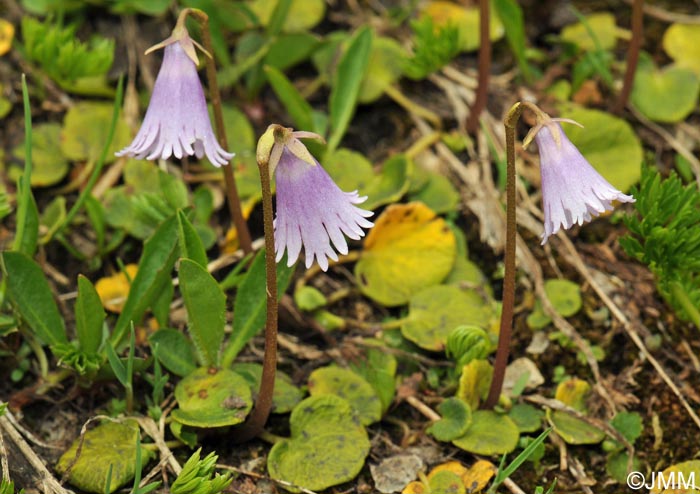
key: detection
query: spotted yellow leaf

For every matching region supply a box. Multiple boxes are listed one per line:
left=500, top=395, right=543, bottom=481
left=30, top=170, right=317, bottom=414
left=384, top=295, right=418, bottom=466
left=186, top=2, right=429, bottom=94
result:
left=355, top=202, right=456, bottom=307
left=461, top=460, right=496, bottom=493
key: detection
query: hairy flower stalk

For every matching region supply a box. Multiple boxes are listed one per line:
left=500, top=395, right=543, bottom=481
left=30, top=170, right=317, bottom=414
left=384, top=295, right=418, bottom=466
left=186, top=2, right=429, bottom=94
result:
left=261, top=125, right=374, bottom=271
left=116, top=13, right=233, bottom=166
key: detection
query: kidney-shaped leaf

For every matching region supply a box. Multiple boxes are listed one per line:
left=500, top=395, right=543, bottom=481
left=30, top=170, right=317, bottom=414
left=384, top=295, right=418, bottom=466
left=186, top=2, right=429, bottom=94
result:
left=268, top=395, right=370, bottom=492
left=403, top=285, right=493, bottom=351
left=172, top=367, right=253, bottom=428
left=56, top=419, right=150, bottom=494
left=663, top=23, right=700, bottom=76
left=452, top=410, right=519, bottom=455
left=308, top=366, right=382, bottom=425
left=631, top=63, right=700, bottom=124
left=356, top=202, right=456, bottom=307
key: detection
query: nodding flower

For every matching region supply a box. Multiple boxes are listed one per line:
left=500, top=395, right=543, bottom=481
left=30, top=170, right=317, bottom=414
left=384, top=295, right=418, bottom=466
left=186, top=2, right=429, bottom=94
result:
left=527, top=115, right=635, bottom=244
left=116, top=14, right=233, bottom=166
left=257, top=125, right=374, bottom=271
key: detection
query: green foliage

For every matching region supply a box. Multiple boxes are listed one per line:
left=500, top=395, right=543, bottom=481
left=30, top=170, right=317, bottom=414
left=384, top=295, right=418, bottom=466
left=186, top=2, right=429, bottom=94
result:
left=327, top=26, right=373, bottom=153
left=171, top=449, right=232, bottom=494
left=2, top=251, right=67, bottom=347
left=403, top=16, right=460, bottom=80
left=14, top=76, right=39, bottom=257
left=149, top=329, right=197, bottom=377
left=446, top=325, right=492, bottom=371
left=21, top=17, right=114, bottom=86
left=179, top=259, right=227, bottom=367
left=267, top=395, right=370, bottom=492
left=222, top=249, right=295, bottom=367
left=487, top=428, right=552, bottom=494
left=427, top=397, right=472, bottom=441
left=620, top=166, right=700, bottom=325
left=0, top=479, right=24, bottom=494
left=56, top=419, right=151, bottom=494
left=110, top=214, right=180, bottom=347
left=171, top=367, right=253, bottom=428
left=492, top=0, right=535, bottom=83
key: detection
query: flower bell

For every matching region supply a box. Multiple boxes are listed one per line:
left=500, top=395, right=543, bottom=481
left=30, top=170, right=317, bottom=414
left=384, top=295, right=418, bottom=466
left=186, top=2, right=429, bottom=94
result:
left=257, top=125, right=374, bottom=271
left=526, top=114, right=635, bottom=244
left=116, top=11, right=233, bottom=166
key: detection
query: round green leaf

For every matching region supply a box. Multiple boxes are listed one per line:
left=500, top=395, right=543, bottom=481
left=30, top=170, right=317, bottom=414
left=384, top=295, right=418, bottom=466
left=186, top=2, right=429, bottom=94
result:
left=547, top=279, right=582, bottom=317
left=294, top=285, right=327, bottom=312
left=556, top=104, right=642, bottom=193
left=60, top=102, right=130, bottom=163
left=308, top=366, right=382, bottom=425
left=248, top=0, right=325, bottom=33
left=508, top=403, right=544, bottom=433
left=268, top=432, right=370, bottom=492
left=663, top=23, right=700, bottom=76
left=548, top=409, right=605, bottom=445
left=358, top=36, right=407, bottom=103
left=631, top=63, right=700, bottom=123
left=560, top=13, right=620, bottom=51
left=427, top=397, right=472, bottom=442
left=403, top=285, right=493, bottom=351
left=610, top=411, right=643, bottom=443
left=363, top=155, right=412, bottom=210
left=172, top=367, right=253, bottom=428
left=324, top=148, right=375, bottom=193
left=606, top=451, right=642, bottom=484
left=56, top=420, right=151, bottom=493
left=348, top=345, right=397, bottom=413
left=452, top=410, right=520, bottom=455
left=231, top=362, right=303, bottom=414
left=268, top=395, right=370, bottom=492
left=409, top=172, right=461, bottom=214
left=289, top=395, right=364, bottom=437
left=12, top=123, right=68, bottom=187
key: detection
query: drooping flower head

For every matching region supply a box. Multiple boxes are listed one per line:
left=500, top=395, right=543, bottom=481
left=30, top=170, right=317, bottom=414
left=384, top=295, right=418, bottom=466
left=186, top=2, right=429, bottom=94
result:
left=524, top=110, right=635, bottom=244
left=116, top=10, right=233, bottom=166
left=257, top=125, right=374, bottom=272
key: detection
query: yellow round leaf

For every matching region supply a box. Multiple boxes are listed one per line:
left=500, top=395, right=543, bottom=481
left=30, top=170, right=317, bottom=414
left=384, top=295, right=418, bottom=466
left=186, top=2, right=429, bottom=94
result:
left=461, top=460, right=496, bottom=493
left=95, top=264, right=138, bottom=313
left=0, top=19, right=15, bottom=56
left=355, top=202, right=456, bottom=307
left=421, top=1, right=504, bottom=52
left=663, top=23, right=700, bottom=76
left=428, top=461, right=469, bottom=480
left=402, top=481, right=428, bottom=494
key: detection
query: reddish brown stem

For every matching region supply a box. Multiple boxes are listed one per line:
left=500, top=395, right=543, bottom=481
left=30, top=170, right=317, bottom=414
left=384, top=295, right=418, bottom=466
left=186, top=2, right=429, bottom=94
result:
left=233, top=154, right=278, bottom=442
left=466, top=0, right=491, bottom=133
left=614, top=0, right=644, bottom=113
left=192, top=10, right=253, bottom=255
left=484, top=103, right=522, bottom=409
